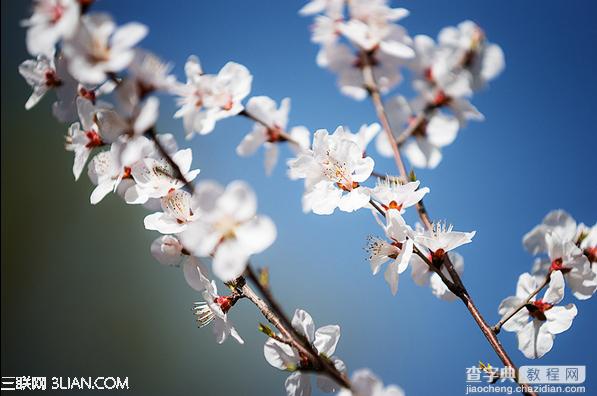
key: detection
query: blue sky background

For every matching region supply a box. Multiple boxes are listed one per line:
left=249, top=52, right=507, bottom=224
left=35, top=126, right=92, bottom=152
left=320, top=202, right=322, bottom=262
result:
left=2, top=1, right=596, bottom=395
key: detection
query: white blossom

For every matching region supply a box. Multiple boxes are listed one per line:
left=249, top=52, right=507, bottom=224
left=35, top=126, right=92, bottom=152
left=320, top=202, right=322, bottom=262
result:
left=414, top=221, right=475, bottom=256
left=22, top=0, right=80, bottom=57
left=288, top=127, right=375, bottom=215
left=180, top=181, right=276, bottom=281
left=193, top=269, right=244, bottom=344
left=236, top=96, right=310, bottom=175
left=370, top=177, right=429, bottom=214
left=125, top=148, right=200, bottom=204
left=498, top=271, right=577, bottom=359
left=264, top=309, right=345, bottom=396
left=144, top=189, right=199, bottom=234
left=375, top=96, right=461, bottom=169
left=65, top=97, right=124, bottom=180
left=86, top=146, right=133, bottom=205
left=438, top=20, right=505, bottom=91
left=174, top=56, right=252, bottom=137
left=317, top=43, right=403, bottom=101
left=533, top=233, right=596, bottom=300
left=366, top=211, right=414, bottom=295
left=411, top=251, right=464, bottom=301
left=63, top=13, right=148, bottom=84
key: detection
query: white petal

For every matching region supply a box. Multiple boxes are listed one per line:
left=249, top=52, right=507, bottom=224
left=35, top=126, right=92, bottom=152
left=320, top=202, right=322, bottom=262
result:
left=133, top=96, right=159, bottom=134
left=212, top=239, right=249, bottom=281
left=235, top=215, right=277, bottom=255
left=285, top=372, right=311, bottom=396
left=545, top=304, right=577, bottom=335
left=291, top=309, right=315, bottom=343
left=111, top=22, right=148, bottom=51
left=264, top=338, right=298, bottom=370
left=517, top=320, right=553, bottom=359
left=338, top=188, right=370, bottom=213
left=543, top=271, right=565, bottom=305
left=313, top=325, right=340, bottom=356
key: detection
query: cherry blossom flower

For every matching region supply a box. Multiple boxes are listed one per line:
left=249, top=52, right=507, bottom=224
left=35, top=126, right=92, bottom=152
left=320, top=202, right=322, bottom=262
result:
left=264, top=309, right=345, bottom=396
left=339, top=2, right=414, bottom=60
left=19, top=52, right=61, bottom=110
left=63, top=13, right=148, bottom=84
left=414, top=221, right=476, bottom=257
left=22, top=0, right=80, bottom=57
left=317, top=43, right=403, bottom=101
left=193, top=269, right=244, bottom=345
left=144, top=189, right=199, bottom=234
left=532, top=233, right=595, bottom=300
left=236, top=96, right=310, bottom=175
left=65, top=97, right=125, bottom=180
left=128, top=49, right=178, bottom=94
left=174, top=56, right=252, bottom=137
left=125, top=148, right=200, bottom=204
left=151, top=235, right=186, bottom=266
left=411, top=251, right=464, bottom=301
left=577, top=222, right=597, bottom=266
left=288, top=127, right=375, bottom=215
left=370, top=177, right=429, bottom=214
left=311, top=15, right=342, bottom=46
left=338, top=369, right=405, bottom=396
left=366, top=211, right=414, bottom=295
left=374, top=96, right=461, bottom=169
left=523, top=210, right=580, bottom=255
left=438, top=20, right=505, bottom=91
left=334, top=123, right=380, bottom=153
left=86, top=146, right=134, bottom=204
left=180, top=181, right=276, bottom=281
left=498, top=271, right=577, bottom=359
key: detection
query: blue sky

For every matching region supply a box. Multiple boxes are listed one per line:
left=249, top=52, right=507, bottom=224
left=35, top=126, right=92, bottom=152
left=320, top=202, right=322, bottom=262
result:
left=2, top=1, right=596, bottom=395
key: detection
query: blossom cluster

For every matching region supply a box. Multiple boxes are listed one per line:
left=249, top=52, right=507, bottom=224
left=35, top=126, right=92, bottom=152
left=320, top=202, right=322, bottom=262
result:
left=497, top=210, right=596, bottom=358
left=301, top=0, right=504, bottom=168
left=17, top=1, right=592, bottom=396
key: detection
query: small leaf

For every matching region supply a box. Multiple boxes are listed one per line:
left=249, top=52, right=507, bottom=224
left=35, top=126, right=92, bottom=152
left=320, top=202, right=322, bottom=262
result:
left=259, top=267, right=270, bottom=289
left=258, top=323, right=274, bottom=338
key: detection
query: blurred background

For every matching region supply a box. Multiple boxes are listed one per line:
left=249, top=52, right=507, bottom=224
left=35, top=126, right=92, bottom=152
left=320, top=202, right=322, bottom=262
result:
left=2, top=1, right=596, bottom=395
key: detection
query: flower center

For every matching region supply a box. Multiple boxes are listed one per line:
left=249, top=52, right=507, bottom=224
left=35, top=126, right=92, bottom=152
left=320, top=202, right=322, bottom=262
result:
left=44, top=70, right=62, bottom=87
left=79, top=87, right=96, bottom=103
left=526, top=299, right=553, bottom=321
left=550, top=257, right=572, bottom=274
left=85, top=131, right=103, bottom=148
left=214, top=296, right=234, bottom=314
left=431, top=248, right=446, bottom=267
left=381, top=200, right=403, bottom=212
left=50, top=4, right=64, bottom=24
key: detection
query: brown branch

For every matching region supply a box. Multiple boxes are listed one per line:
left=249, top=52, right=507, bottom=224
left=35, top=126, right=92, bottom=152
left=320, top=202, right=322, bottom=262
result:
left=359, top=52, right=537, bottom=396
left=359, top=51, right=408, bottom=179
left=242, top=264, right=351, bottom=390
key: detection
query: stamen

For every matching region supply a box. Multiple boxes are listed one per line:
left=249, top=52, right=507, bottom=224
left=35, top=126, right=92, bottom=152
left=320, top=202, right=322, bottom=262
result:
left=193, top=302, right=215, bottom=328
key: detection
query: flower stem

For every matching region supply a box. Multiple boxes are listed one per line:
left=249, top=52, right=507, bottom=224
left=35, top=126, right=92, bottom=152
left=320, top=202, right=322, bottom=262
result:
left=360, top=52, right=537, bottom=396
left=242, top=265, right=352, bottom=390
left=492, top=274, right=551, bottom=334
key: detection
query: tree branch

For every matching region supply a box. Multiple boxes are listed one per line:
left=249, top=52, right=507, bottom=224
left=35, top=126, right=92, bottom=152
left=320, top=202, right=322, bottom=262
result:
left=359, top=52, right=537, bottom=396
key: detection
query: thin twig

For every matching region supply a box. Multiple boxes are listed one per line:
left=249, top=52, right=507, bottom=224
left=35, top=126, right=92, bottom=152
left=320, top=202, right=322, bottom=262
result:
left=492, top=274, right=551, bottom=334
left=147, top=127, right=195, bottom=191
left=239, top=109, right=300, bottom=146
left=359, top=53, right=537, bottom=396
left=243, top=264, right=351, bottom=390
